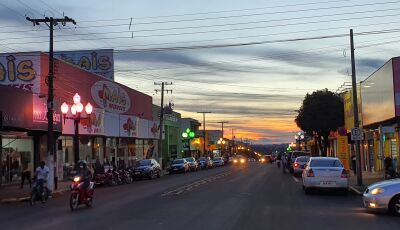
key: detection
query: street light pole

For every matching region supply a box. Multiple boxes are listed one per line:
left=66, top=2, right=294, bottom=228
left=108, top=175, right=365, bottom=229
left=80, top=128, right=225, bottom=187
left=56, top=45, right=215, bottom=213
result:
left=61, top=94, right=93, bottom=164
left=197, top=111, right=211, bottom=157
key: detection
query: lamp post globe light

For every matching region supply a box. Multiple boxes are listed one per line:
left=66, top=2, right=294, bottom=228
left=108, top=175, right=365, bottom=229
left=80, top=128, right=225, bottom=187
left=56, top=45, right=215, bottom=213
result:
left=295, top=131, right=305, bottom=151
left=61, top=93, right=93, bottom=163
left=182, top=128, right=195, bottom=157
left=217, top=137, right=226, bottom=156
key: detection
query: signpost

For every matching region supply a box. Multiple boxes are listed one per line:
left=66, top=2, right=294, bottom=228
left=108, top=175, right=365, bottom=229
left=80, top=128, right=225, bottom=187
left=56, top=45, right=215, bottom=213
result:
left=351, top=127, right=363, bottom=141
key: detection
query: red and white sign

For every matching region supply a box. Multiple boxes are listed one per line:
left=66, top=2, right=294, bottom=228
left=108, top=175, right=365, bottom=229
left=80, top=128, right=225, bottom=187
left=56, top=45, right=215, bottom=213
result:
left=91, top=81, right=131, bottom=114
left=32, top=95, right=62, bottom=131
left=62, top=108, right=105, bottom=135
left=119, top=115, right=138, bottom=137
left=0, top=52, right=41, bottom=93
left=54, top=49, right=114, bottom=80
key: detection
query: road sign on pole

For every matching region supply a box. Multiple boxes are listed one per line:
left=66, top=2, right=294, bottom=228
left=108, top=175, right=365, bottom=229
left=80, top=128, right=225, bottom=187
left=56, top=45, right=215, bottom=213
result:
left=351, top=127, right=363, bottom=141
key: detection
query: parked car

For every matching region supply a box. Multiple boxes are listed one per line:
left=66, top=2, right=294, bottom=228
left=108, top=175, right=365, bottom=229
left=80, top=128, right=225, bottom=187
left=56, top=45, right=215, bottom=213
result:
left=289, top=151, right=310, bottom=173
left=132, top=159, right=161, bottom=179
left=213, top=157, right=225, bottom=166
left=169, top=158, right=190, bottom=174
left=292, top=156, right=310, bottom=176
left=363, top=179, right=400, bottom=216
left=302, top=157, right=349, bottom=195
left=185, top=157, right=199, bottom=171
left=198, top=157, right=213, bottom=169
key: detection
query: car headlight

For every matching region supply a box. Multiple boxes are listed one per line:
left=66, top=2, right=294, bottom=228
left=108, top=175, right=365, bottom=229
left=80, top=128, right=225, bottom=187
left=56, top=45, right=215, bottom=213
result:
left=233, top=159, right=238, bottom=163
left=370, top=188, right=384, bottom=195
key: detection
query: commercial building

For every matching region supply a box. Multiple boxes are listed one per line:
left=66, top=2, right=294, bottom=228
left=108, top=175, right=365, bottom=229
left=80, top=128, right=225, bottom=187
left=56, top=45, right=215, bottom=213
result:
left=0, top=50, right=158, bottom=184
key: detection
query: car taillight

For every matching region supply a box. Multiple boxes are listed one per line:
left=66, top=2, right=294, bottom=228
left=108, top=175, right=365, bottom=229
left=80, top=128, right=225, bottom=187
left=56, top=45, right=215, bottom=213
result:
left=307, top=168, right=314, bottom=177
left=294, top=163, right=299, bottom=168
left=341, top=169, right=348, bottom=178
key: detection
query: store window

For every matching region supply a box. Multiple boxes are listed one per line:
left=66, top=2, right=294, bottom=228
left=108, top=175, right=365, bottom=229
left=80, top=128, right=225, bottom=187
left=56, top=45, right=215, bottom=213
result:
left=1, top=134, right=33, bottom=185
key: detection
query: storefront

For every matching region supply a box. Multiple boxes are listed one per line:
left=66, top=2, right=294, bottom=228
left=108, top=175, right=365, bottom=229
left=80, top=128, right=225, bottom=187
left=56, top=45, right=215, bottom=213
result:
left=0, top=50, right=158, bottom=182
left=361, top=57, right=400, bottom=173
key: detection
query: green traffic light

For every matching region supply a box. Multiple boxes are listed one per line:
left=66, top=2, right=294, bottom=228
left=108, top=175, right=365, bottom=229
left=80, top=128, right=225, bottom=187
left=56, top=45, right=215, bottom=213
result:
left=182, top=132, right=188, bottom=138
left=189, top=131, right=195, bottom=138
left=186, top=128, right=190, bottom=133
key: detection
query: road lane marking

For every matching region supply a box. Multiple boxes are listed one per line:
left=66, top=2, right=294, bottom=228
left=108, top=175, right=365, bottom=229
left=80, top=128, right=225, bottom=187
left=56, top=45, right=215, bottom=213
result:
left=292, top=176, right=300, bottom=183
left=161, top=171, right=232, bottom=197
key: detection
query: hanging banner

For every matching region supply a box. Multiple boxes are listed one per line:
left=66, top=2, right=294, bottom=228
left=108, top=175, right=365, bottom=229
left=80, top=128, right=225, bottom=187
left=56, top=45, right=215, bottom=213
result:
left=54, top=49, right=114, bottom=80
left=119, top=115, right=138, bottom=137
left=62, top=108, right=105, bottom=135
left=0, top=52, right=41, bottom=93
left=337, top=135, right=350, bottom=170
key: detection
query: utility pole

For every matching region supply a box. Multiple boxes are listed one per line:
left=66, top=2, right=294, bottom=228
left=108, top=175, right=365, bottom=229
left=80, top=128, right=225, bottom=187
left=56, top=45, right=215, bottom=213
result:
left=154, top=82, right=172, bottom=168
left=26, top=16, right=76, bottom=191
left=217, top=121, right=228, bottom=139
left=197, top=111, right=211, bottom=157
left=350, top=29, right=363, bottom=186
left=231, top=129, right=235, bottom=155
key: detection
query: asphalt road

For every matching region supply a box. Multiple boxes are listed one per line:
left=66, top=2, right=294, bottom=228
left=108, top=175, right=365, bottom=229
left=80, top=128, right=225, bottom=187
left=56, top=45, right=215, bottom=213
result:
left=0, top=163, right=399, bottom=230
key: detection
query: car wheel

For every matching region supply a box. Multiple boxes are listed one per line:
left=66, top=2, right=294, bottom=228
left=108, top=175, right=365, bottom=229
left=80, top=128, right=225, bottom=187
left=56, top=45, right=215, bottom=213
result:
left=389, top=194, right=400, bottom=216
left=149, top=171, right=154, bottom=179
left=157, top=171, right=161, bottom=178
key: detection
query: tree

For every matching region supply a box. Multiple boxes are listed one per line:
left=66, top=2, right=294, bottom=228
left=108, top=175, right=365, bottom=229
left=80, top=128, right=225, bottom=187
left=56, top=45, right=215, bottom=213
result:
left=295, top=89, right=344, bottom=156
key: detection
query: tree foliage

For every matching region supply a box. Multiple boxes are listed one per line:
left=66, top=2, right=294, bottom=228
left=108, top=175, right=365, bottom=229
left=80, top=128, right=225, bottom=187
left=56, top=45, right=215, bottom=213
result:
left=295, top=89, right=344, bottom=156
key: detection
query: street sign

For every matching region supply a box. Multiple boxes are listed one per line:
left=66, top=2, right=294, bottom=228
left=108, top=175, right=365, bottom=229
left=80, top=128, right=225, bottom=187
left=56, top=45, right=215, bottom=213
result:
left=351, top=127, right=363, bottom=141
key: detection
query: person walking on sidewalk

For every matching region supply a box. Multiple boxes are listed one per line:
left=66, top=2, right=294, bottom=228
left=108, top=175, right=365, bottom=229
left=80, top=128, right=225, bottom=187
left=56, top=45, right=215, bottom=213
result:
left=20, top=161, right=32, bottom=189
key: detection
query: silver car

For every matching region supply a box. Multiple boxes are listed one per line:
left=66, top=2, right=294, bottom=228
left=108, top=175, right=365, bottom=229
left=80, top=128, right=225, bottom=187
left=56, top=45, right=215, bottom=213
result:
left=302, top=157, right=349, bottom=194
left=292, top=156, right=310, bottom=176
left=363, top=179, right=400, bottom=216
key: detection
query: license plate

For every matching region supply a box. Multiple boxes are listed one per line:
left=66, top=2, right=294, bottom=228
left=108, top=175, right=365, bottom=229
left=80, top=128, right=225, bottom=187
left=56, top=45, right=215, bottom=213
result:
left=173, top=168, right=178, bottom=171
left=135, top=172, right=140, bottom=175
left=320, top=181, right=336, bottom=186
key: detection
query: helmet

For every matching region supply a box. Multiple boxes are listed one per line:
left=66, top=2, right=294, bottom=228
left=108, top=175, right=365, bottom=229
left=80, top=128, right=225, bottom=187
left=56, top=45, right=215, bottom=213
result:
left=77, top=160, right=88, bottom=168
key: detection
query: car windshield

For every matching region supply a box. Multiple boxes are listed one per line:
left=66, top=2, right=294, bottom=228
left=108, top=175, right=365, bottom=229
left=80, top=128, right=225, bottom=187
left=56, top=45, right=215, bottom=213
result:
left=172, top=159, right=184, bottom=164
left=296, top=157, right=309, bottom=163
left=214, top=157, right=222, bottom=160
left=198, top=157, right=206, bottom=161
left=136, top=160, right=151, bottom=166
left=310, top=159, right=343, bottom=167
left=185, top=158, right=194, bottom=162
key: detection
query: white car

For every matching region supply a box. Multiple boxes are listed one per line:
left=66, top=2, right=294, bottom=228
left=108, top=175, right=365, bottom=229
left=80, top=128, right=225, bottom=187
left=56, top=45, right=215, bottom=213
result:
left=363, top=179, right=400, bottom=215
left=302, top=157, right=349, bottom=195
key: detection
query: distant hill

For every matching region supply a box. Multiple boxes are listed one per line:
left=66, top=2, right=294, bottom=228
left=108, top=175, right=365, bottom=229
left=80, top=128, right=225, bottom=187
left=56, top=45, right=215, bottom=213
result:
left=252, top=144, right=288, bottom=155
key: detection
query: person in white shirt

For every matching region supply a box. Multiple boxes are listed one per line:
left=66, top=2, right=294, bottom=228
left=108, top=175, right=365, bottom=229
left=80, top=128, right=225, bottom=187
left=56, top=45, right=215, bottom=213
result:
left=34, top=161, right=50, bottom=193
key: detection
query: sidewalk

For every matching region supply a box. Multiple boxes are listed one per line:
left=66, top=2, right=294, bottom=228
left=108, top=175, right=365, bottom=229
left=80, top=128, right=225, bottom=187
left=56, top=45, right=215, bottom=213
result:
left=0, top=180, right=71, bottom=204
left=348, top=171, right=384, bottom=196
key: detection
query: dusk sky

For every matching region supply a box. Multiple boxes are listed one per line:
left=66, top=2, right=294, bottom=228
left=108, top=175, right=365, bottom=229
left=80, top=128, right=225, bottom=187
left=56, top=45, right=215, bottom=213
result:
left=1, top=0, right=399, bottom=144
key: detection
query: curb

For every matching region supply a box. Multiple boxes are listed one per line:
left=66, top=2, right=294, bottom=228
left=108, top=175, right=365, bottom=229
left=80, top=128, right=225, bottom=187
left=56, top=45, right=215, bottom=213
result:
left=0, top=188, right=69, bottom=204
left=349, top=185, right=363, bottom=196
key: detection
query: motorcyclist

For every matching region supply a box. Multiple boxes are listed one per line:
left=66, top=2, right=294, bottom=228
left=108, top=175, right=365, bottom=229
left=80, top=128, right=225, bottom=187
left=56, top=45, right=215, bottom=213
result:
left=76, top=160, right=92, bottom=193
left=34, top=161, right=50, bottom=194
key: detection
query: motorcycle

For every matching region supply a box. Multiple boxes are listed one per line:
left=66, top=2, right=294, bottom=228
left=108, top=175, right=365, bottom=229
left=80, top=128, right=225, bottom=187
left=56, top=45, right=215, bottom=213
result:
left=118, top=169, right=133, bottom=184
left=93, top=169, right=116, bottom=186
left=30, top=179, right=49, bottom=206
left=70, top=176, right=94, bottom=211
left=112, top=169, right=124, bottom=185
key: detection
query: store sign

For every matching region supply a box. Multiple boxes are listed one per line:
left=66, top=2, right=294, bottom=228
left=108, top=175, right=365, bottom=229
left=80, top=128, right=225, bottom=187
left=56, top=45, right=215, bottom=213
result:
left=149, top=121, right=160, bottom=138
left=91, top=81, right=131, bottom=114
left=119, top=115, right=138, bottom=137
left=337, top=135, right=349, bottom=170
left=54, top=49, right=114, bottom=80
left=32, top=95, right=62, bottom=131
left=0, top=53, right=41, bottom=93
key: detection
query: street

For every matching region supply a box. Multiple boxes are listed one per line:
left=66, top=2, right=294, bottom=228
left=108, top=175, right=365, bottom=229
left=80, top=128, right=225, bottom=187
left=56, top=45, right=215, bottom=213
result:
left=0, top=163, right=399, bottom=230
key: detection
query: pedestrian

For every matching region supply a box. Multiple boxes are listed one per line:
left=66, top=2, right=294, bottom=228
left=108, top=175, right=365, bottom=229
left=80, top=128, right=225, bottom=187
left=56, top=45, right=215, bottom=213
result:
left=20, top=161, right=32, bottom=189
left=351, top=155, right=356, bottom=175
